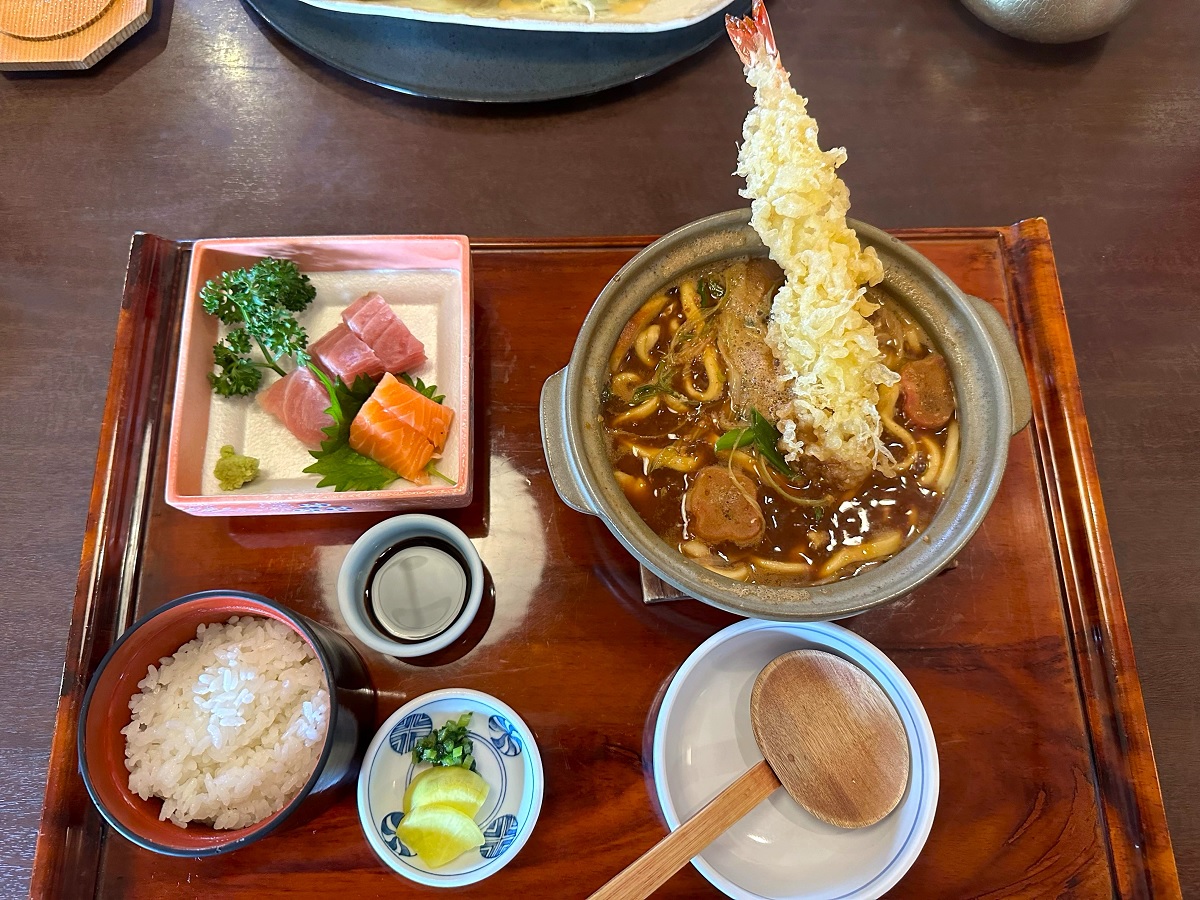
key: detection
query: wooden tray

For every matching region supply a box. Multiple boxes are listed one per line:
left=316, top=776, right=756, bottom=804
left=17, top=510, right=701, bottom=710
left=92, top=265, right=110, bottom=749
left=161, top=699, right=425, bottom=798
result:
left=32, top=223, right=1181, bottom=898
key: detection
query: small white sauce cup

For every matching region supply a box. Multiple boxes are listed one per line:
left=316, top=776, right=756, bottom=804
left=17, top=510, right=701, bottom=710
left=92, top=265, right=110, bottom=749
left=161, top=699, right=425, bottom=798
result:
left=338, top=514, right=483, bottom=657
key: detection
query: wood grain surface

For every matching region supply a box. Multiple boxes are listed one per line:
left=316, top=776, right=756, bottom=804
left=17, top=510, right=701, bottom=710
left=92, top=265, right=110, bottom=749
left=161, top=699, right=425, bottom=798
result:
left=588, top=759, right=782, bottom=900
left=0, top=0, right=116, bottom=40
left=2, top=0, right=1199, bottom=895
left=750, top=650, right=909, bottom=829
left=26, top=229, right=1179, bottom=898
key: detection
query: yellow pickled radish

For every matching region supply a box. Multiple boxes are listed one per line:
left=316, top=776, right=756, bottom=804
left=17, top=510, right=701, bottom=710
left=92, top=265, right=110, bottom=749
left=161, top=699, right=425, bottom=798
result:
left=404, top=766, right=490, bottom=817
left=397, top=803, right=486, bottom=868
left=401, top=767, right=437, bottom=815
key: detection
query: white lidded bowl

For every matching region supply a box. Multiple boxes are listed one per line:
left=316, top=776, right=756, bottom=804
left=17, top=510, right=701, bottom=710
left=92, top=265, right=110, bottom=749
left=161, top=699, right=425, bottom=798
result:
left=653, top=620, right=938, bottom=900
left=357, top=689, right=544, bottom=887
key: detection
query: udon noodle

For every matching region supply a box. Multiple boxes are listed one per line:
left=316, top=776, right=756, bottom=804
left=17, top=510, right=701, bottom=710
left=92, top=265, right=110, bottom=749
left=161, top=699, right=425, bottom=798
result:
left=601, top=257, right=958, bottom=586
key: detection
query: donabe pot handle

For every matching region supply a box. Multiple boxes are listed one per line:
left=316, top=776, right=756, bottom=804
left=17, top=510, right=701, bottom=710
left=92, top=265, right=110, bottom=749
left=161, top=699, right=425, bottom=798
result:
left=966, top=295, right=1032, bottom=435
left=540, top=368, right=597, bottom=516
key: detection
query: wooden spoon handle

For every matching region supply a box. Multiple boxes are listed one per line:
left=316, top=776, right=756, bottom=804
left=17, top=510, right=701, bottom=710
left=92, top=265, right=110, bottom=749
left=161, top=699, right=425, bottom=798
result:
left=588, top=758, right=780, bottom=900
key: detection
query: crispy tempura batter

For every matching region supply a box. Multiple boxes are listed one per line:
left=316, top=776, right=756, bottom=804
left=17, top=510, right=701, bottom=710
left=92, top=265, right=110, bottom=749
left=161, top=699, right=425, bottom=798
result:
left=727, top=0, right=898, bottom=488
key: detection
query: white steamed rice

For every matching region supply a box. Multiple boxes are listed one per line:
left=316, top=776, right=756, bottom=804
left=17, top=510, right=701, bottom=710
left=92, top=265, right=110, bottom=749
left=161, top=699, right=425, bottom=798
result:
left=122, top=615, right=330, bottom=830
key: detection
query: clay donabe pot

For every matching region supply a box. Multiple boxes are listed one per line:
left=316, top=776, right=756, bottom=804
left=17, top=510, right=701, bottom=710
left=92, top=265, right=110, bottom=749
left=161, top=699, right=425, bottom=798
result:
left=540, top=209, right=1031, bottom=621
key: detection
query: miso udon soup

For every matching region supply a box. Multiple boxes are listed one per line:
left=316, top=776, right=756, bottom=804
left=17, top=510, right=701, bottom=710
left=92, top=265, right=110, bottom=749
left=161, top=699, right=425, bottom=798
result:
left=600, top=257, right=958, bottom=586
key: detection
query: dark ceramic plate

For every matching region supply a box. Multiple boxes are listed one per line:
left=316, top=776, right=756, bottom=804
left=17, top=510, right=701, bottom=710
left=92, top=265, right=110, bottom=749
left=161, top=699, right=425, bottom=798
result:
left=241, top=0, right=746, bottom=103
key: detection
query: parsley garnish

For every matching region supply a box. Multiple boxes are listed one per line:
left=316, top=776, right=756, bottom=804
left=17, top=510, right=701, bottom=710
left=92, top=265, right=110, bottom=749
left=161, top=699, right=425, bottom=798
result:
left=201, top=258, right=317, bottom=397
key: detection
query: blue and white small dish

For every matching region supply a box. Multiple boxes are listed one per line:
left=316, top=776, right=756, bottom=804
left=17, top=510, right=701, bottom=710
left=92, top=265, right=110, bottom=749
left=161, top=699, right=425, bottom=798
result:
left=358, top=689, right=543, bottom=887
left=654, top=620, right=938, bottom=900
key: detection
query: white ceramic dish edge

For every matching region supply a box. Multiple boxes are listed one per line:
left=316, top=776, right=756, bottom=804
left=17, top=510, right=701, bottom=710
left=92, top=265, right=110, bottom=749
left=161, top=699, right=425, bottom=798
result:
left=296, top=0, right=734, bottom=33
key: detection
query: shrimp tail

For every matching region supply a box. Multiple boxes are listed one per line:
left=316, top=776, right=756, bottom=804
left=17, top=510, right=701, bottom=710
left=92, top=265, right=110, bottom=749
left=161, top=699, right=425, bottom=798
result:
left=725, top=0, right=777, bottom=68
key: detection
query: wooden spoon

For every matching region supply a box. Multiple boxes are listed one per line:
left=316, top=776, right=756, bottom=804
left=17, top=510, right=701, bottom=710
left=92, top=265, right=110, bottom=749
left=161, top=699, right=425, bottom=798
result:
left=588, top=649, right=910, bottom=900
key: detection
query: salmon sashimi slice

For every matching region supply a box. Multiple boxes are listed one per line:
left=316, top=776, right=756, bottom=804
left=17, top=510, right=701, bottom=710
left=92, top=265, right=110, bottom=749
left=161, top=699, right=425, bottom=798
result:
left=370, top=372, right=455, bottom=451
left=349, top=394, right=434, bottom=484
left=341, top=292, right=427, bottom=373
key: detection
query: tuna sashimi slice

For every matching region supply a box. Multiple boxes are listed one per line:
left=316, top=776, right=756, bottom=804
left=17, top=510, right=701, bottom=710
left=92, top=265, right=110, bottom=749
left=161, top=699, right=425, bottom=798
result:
left=369, top=372, right=454, bottom=452
left=340, top=292, right=393, bottom=346
left=309, top=323, right=386, bottom=382
left=341, top=292, right=427, bottom=373
left=258, top=367, right=334, bottom=450
left=349, top=394, right=433, bottom=484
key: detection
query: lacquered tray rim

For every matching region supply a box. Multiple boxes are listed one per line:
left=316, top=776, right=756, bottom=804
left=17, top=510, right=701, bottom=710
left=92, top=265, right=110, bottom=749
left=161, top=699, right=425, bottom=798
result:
left=29, top=225, right=1181, bottom=899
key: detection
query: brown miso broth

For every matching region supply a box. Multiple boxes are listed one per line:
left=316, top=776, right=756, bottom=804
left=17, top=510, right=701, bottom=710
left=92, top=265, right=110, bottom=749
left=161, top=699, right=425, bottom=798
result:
left=600, top=257, right=958, bottom=586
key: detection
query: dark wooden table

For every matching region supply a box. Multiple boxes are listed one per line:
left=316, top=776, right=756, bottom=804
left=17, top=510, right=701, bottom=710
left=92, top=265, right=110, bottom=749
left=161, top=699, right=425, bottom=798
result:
left=2, top=0, right=1197, bottom=896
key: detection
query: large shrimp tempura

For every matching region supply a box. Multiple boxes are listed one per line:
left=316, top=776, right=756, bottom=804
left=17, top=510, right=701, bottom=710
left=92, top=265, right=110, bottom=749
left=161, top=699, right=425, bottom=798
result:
left=727, top=0, right=897, bottom=489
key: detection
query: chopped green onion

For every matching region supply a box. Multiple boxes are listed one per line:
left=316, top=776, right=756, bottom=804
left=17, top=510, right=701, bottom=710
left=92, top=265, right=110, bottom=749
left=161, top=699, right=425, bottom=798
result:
left=716, top=411, right=797, bottom=478
left=411, top=713, right=476, bottom=770
left=715, top=428, right=754, bottom=453
left=698, top=277, right=726, bottom=308
left=749, top=410, right=796, bottom=478
left=630, top=383, right=663, bottom=405
left=629, top=361, right=682, bottom=406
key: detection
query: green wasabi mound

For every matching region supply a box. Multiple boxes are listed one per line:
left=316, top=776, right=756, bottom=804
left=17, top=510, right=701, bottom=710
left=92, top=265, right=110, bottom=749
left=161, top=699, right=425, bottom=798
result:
left=213, top=444, right=260, bottom=491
